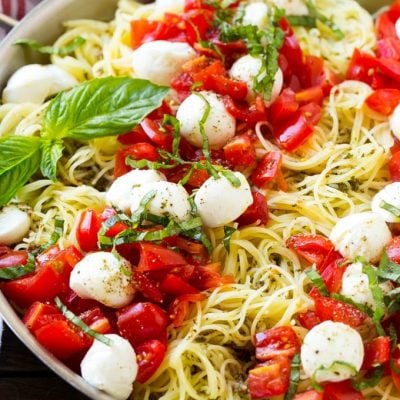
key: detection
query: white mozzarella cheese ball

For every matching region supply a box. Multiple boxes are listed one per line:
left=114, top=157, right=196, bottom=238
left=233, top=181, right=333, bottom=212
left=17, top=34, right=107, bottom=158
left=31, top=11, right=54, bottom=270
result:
left=2, top=64, right=77, bottom=104
left=176, top=91, right=236, bottom=149
left=389, top=104, right=400, bottom=140
left=106, top=170, right=166, bottom=213
left=81, top=334, right=137, bottom=400
left=132, top=41, right=196, bottom=86
left=242, top=2, right=269, bottom=29
left=371, top=182, right=400, bottom=223
left=130, top=181, right=191, bottom=222
left=155, top=0, right=184, bottom=13
left=229, top=55, right=283, bottom=102
left=70, top=252, right=135, bottom=308
left=194, top=171, right=253, bottom=228
left=271, top=0, right=308, bottom=16
left=0, top=206, right=31, bottom=245
left=301, top=321, right=364, bottom=383
left=329, top=212, right=391, bottom=263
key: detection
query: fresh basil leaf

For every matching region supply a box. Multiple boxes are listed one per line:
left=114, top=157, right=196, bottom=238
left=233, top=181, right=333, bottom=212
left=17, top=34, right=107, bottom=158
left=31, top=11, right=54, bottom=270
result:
left=42, top=77, right=169, bottom=140
left=219, top=169, right=241, bottom=188
left=126, top=157, right=178, bottom=171
left=389, top=324, right=398, bottom=352
left=286, top=15, right=317, bottom=27
left=352, top=366, right=384, bottom=391
left=40, top=139, right=64, bottom=181
left=15, top=36, right=86, bottom=56
left=223, top=226, right=236, bottom=252
left=162, top=114, right=181, bottom=156
left=377, top=251, right=400, bottom=282
left=0, top=254, right=35, bottom=280
left=55, top=297, right=113, bottom=346
left=312, top=361, right=357, bottom=392
left=380, top=200, right=400, bottom=217
left=0, top=136, right=41, bottom=206
left=306, top=269, right=329, bottom=297
left=130, top=190, right=157, bottom=226
left=284, top=354, right=301, bottom=400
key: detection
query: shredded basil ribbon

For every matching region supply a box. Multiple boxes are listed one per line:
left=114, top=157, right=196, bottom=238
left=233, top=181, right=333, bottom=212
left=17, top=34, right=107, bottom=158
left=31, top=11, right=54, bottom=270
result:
left=223, top=226, right=237, bottom=252
left=284, top=354, right=301, bottom=400
left=15, top=36, right=86, bottom=55
left=352, top=366, right=385, bottom=391
left=54, top=297, right=112, bottom=346
left=311, top=361, right=357, bottom=392
left=380, top=200, right=400, bottom=217
left=331, top=293, right=373, bottom=317
left=0, top=253, right=35, bottom=280
left=306, top=269, right=329, bottom=297
left=378, top=251, right=400, bottom=282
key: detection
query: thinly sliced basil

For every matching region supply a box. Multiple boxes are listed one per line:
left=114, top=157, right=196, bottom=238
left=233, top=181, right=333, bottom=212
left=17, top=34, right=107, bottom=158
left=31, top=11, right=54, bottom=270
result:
left=131, top=190, right=157, bottom=226
left=352, top=366, right=384, bottom=391
left=15, top=37, right=86, bottom=55
left=389, top=324, right=398, bottom=352
left=306, top=269, right=329, bottom=297
left=332, top=293, right=373, bottom=317
left=223, top=226, right=236, bottom=252
left=0, top=254, right=35, bottom=280
left=126, top=157, right=179, bottom=171
left=380, top=200, right=400, bottom=217
left=48, top=218, right=64, bottom=247
left=162, top=114, right=181, bottom=156
left=219, top=169, right=241, bottom=188
left=54, top=297, right=112, bottom=346
left=311, top=361, right=357, bottom=391
left=377, top=251, right=400, bottom=282
left=284, top=354, right=301, bottom=400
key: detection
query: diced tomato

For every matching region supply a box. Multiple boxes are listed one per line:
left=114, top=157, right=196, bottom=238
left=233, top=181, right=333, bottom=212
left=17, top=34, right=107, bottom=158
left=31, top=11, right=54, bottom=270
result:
left=387, top=237, right=400, bottom=263
left=297, top=310, right=321, bottom=330
left=254, top=326, right=300, bottom=361
left=323, top=380, right=364, bottom=400
left=237, top=191, right=268, bottom=226
left=203, top=74, right=248, bottom=100
left=223, top=134, right=256, bottom=168
left=76, top=210, right=101, bottom=252
left=318, top=252, right=347, bottom=294
left=294, top=391, right=323, bottom=400
left=269, top=88, right=299, bottom=126
left=295, top=86, right=324, bottom=106
left=362, top=336, right=391, bottom=370
left=314, top=296, right=367, bottom=328
left=114, top=143, right=159, bottom=178
left=168, top=293, right=206, bottom=327
left=34, top=319, right=91, bottom=360
left=299, top=55, right=325, bottom=90
left=79, top=307, right=112, bottom=335
left=131, top=20, right=162, bottom=49
left=223, top=96, right=267, bottom=124
left=183, top=0, right=214, bottom=12
left=171, top=72, right=194, bottom=101
left=133, top=271, right=164, bottom=303
left=117, top=302, right=168, bottom=347
left=135, top=339, right=167, bottom=384
left=378, top=37, right=400, bottom=60
left=189, top=262, right=234, bottom=291
left=365, top=89, right=400, bottom=116
left=0, top=249, right=28, bottom=269
left=376, top=1, right=400, bottom=39
left=160, top=274, right=199, bottom=296
left=391, top=348, right=400, bottom=391
left=374, top=57, right=400, bottom=84
left=140, top=118, right=172, bottom=149
left=164, top=236, right=206, bottom=255
left=389, top=151, right=400, bottom=181
left=247, top=356, right=291, bottom=399
left=118, top=126, right=150, bottom=145
left=183, top=9, right=213, bottom=46
left=23, top=302, right=61, bottom=331
left=346, top=49, right=377, bottom=85
left=137, top=243, right=187, bottom=273
left=251, top=152, right=283, bottom=188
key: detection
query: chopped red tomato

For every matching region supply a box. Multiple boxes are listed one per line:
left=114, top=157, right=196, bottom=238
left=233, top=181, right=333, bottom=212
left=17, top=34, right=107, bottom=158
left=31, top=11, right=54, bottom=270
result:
left=294, top=391, right=323, bottom=400
left=254, top=326, right=300, bottom=361
left=168, top=293, right=206, bottom=327
left=160, top=274, right=199, bottom=296
left=269, top=88, right=299, bottom=126
left=323, top=380, right=364, bottom=400
left=223, top=96, right=267, bottom=124
left=251, top=152, right=283, bottom=188
left=203, top=74, right=248, bottom=100
left=223, top=134, right=256, bottom=168
left=140, top=118, right=172, bottom=149
left=79, top=307, right=112, bottom=335
left=365, top=89, right=400, bottom=115
left=183, top=9, right=213, bottom=46
left=391, top=348, right=400, bottom=391
left=135, top=339, right=167, bottom=384
left=362, top=336, right=391, bottom=370
left=237, top=191, right=268, bottom=226
left=297, top=310, right=321, bottom=330
left=189, top=262, right=234, bottom=291
left=314, top=296, right=367, bottom=328
left=376, top=1, right=400, bottom=39
left=389, top=151, right=400, bottom=181
left=387, top=237, right=400, bottom=263
left=137, top=243, right=187, bottom=272
left=247, top=356, right=291, bottom=399
left=378, top=37, right=400, bottom=60
left=76, top=210, right=101, bottom=252
left=22, top=301, right=61, bottom=331
left=295, top=86, right=324, bottom=106
left=34, top=319, right=91, bottom=360
left=0, top=248, right=28, bottom=269
left=133, top=271, right=164, bottom=304
left=117, top=302, right=168, bottom=347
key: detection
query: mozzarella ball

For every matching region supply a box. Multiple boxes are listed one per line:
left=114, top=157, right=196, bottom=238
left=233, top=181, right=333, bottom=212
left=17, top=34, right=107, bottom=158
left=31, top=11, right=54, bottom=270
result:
left=389, top=104, right=400, bottom=140
left=70, top=252, right=135, bottom=308
left=271, top=0, right=308, bottom=16
left=301, top=321, right=364, bottom=383
left=341, top=261, right=393, bottom=309
left=329, top=212, right=391, bottom=263
left=0, top=206, right=30, bottom=245
left=155, top=0, right=184, bottom=13
left=2, top=64, right=77, bottom=104
left=132, top=41, right=196, bottom=86
left=81, top=334, right=137, bottom=400
left=242, top=2, right=269, bottom=29
left=194, top=171, right=253, bottom=228
left=371, top=182, right=400, bottom=223
left=106, top=170, right=166, bottom=213
left=176, top=91, right=236, bottom=149
left=229, top=55, right=283, bottom=102
left=130, top=181, right=191, bottom=222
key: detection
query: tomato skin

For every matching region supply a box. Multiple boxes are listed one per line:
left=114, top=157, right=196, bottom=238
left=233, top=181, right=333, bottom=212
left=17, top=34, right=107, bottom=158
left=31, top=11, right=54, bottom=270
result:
left=237, top=191, right=268, bottom=226
left=79, top=307, right=112, bottom=335
left=346, top=49, right=377, bottom=85
left=133, top=271, right=164, bottom=304
left=294, top=391, right=323, bottom=400
left=365, top=89, right=400, bottom=116
left=76, top=210, right=101, bottom=252
left=269, top=88, right=299, bottom=126
left=168, top=293, right=206, bottom=327
left=34, top=319, right=91, bottom=360
left=223, top=96, right=267, bottom=124
left=387, top=237, right=400, bottom=263
left=314, top=296, right=367, bottom=328
left=251, top=152, right=283, bottom=188
left=203, top=74, right=248, bottom=100
left=297, top=310, right=321, bottom=330
left=254, top=326, right=300, bottom=361
left=223, top=134, right=256, bottom=168
left=22, top=302, right=61, bottom=331
left=135, top=340, right=167, bottom=384
left=362, top=336, right=391, bottom=370
left=378, top=37, right=400, bottom=60
left=183, top=9, right=213, bottom=46
left=0, top=250, right=28, bottom=269
left=189, top=262, right=234, bottom=291
left=389, top=151, right=400, bottom=182
left=322, top=380, right=364, bottom=400
left=160, top=274, right=199, bottom=296
left=247, top=356, right=291, bottom=399
left=117, top=302, right=168, bottom=347
left=140, top=118, right=172, bottom=149
left=137, top=243, right=187, bottom=272
left=391, top=348, right=400, bottom=391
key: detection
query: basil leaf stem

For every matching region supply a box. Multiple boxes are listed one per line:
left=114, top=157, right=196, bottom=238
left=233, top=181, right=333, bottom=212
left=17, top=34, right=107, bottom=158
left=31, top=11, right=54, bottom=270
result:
left=15, top=37, right=86, bottom=56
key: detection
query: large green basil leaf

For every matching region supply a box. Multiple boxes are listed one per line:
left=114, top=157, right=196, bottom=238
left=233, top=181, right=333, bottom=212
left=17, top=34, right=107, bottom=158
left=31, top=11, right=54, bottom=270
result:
left=42, top=77, right=169, bottom=140
left=40, top=139, right=64, bottom=181
left=0, top=136, right=41, bottom=206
